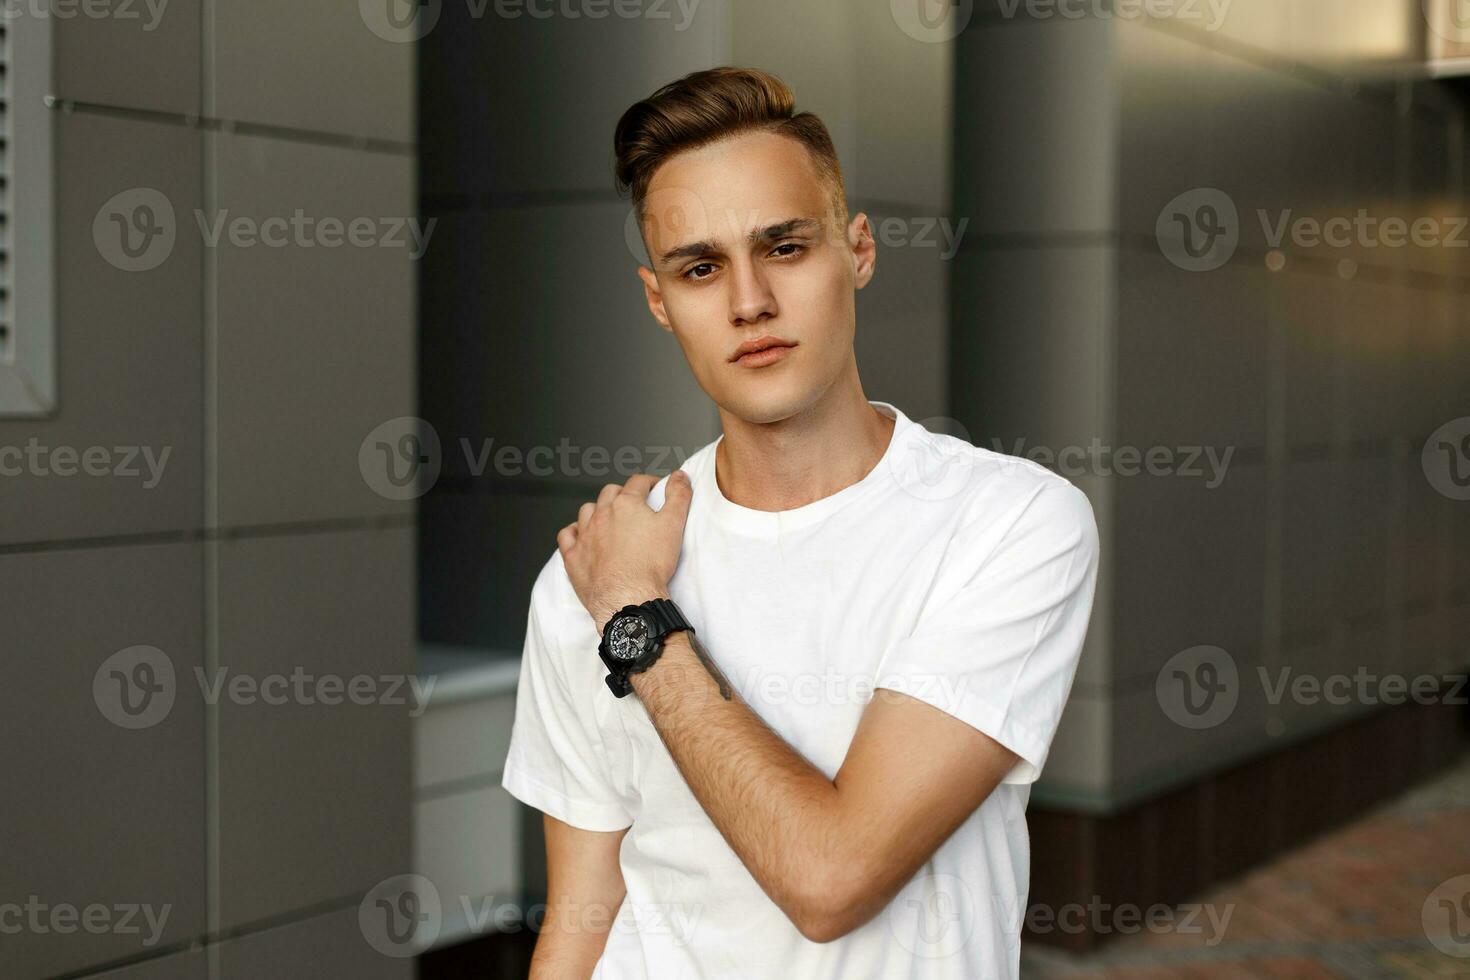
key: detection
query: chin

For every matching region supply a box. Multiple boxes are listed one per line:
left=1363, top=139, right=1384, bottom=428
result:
left=716, top=377, right=820, bottom=425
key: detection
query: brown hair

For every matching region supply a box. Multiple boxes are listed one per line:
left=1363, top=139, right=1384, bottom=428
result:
left=614, top=66, right=847, bottom=223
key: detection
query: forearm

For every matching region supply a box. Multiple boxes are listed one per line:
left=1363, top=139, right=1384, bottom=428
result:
left=533, top=815, right=628, bottom=979
left=628, top=631, right=862, bottom=938
left=529, top=908, right=614, bottom=980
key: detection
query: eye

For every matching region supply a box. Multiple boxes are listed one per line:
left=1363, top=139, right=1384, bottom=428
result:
left=682, top=262, right=718, bottom=281
left=770, top=242, right=806, bottom=259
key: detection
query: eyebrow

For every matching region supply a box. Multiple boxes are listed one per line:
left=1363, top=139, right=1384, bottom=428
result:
left=657, top=217, right=823, bottom=267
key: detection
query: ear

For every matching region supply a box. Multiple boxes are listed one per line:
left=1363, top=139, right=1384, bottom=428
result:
left=638, top=265, right=675, bottom=333
left=848, top=212, right=877, bottom=290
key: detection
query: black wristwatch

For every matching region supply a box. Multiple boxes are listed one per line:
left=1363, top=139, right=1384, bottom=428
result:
left=598, top=597, right=694, bottom=698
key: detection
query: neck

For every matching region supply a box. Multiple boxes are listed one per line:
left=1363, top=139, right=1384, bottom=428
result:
left=713, top=373, right=896, bottom=513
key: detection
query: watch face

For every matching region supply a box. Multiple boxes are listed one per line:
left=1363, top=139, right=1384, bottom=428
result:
left=607, top=614, right=651, bottom=662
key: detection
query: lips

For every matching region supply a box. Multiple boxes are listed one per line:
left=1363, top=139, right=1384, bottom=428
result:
left=729, top=335, right=797, bottom=363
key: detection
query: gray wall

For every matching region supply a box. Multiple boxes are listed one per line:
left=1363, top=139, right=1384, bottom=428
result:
left=2, top=4, right=417, bottom=977
left=955, top=0, right=1470, bottom=808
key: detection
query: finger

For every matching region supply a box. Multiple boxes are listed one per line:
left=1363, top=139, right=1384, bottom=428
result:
left=555, top=522, right=578, bottom=553
left=577, top=501, right=596, bottom=530
left=661, top=469, right=694, bottom=524
left=621, top=473, right=659, bottom=498
left=596, top=483, right=622, bottom=509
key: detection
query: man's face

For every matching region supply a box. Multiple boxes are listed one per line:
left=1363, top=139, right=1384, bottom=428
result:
left=635, top=130, right=876, bottom=424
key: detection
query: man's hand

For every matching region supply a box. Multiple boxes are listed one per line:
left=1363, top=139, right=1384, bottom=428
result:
left=557, top=471, right=694, bottom=634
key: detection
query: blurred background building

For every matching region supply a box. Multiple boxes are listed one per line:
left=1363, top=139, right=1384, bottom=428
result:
left=3, top=1, right=1468, bottom=978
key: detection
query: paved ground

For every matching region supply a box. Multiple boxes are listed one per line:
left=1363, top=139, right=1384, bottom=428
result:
left=1021, top=753, right=1470, bottom=979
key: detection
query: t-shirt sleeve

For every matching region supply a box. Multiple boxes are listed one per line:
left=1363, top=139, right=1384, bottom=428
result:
left=873, top=480, right=1100, bottom=785
left=501, top=553, right=634, bottom=831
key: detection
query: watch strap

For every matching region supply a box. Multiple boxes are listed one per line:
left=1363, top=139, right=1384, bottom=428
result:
left=642, top=597, right=694, bottom=640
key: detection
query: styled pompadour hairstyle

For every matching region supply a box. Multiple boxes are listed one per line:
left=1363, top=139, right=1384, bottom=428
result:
left=613, top=66, right=847, bottom=222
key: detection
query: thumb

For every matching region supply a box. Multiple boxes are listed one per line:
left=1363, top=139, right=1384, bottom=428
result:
left=661, top=469, right=694, bottom=523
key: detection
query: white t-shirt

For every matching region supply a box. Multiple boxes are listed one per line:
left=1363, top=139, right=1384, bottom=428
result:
left=501, top=399, right=1099, bottom=979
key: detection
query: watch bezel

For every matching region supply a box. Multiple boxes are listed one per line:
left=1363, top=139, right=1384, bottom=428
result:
left=598, top=598, right=695, bottom=699
left=605, top=607, right=657, bottom=663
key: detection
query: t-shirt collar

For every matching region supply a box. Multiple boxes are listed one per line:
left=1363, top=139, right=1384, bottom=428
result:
left=698, top=399, right=917, bottom=536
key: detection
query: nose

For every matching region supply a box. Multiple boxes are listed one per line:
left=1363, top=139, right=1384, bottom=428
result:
left=727, top=257, right=778, bottom=327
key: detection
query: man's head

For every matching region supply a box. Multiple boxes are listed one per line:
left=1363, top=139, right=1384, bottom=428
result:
left=614, top=67, right=876, bottom=425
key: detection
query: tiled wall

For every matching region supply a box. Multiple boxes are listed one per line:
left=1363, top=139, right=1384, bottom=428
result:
left=1, top=5, right=417, bottom=978
left=954, top=0, right=1470, bottom=808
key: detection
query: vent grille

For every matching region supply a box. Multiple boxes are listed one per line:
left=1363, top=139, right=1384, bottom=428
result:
left=0, top=22, right=9, bottom=362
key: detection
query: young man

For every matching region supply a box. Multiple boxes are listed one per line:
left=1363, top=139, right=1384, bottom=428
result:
left=501, top=66, right=1099, bottom=979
